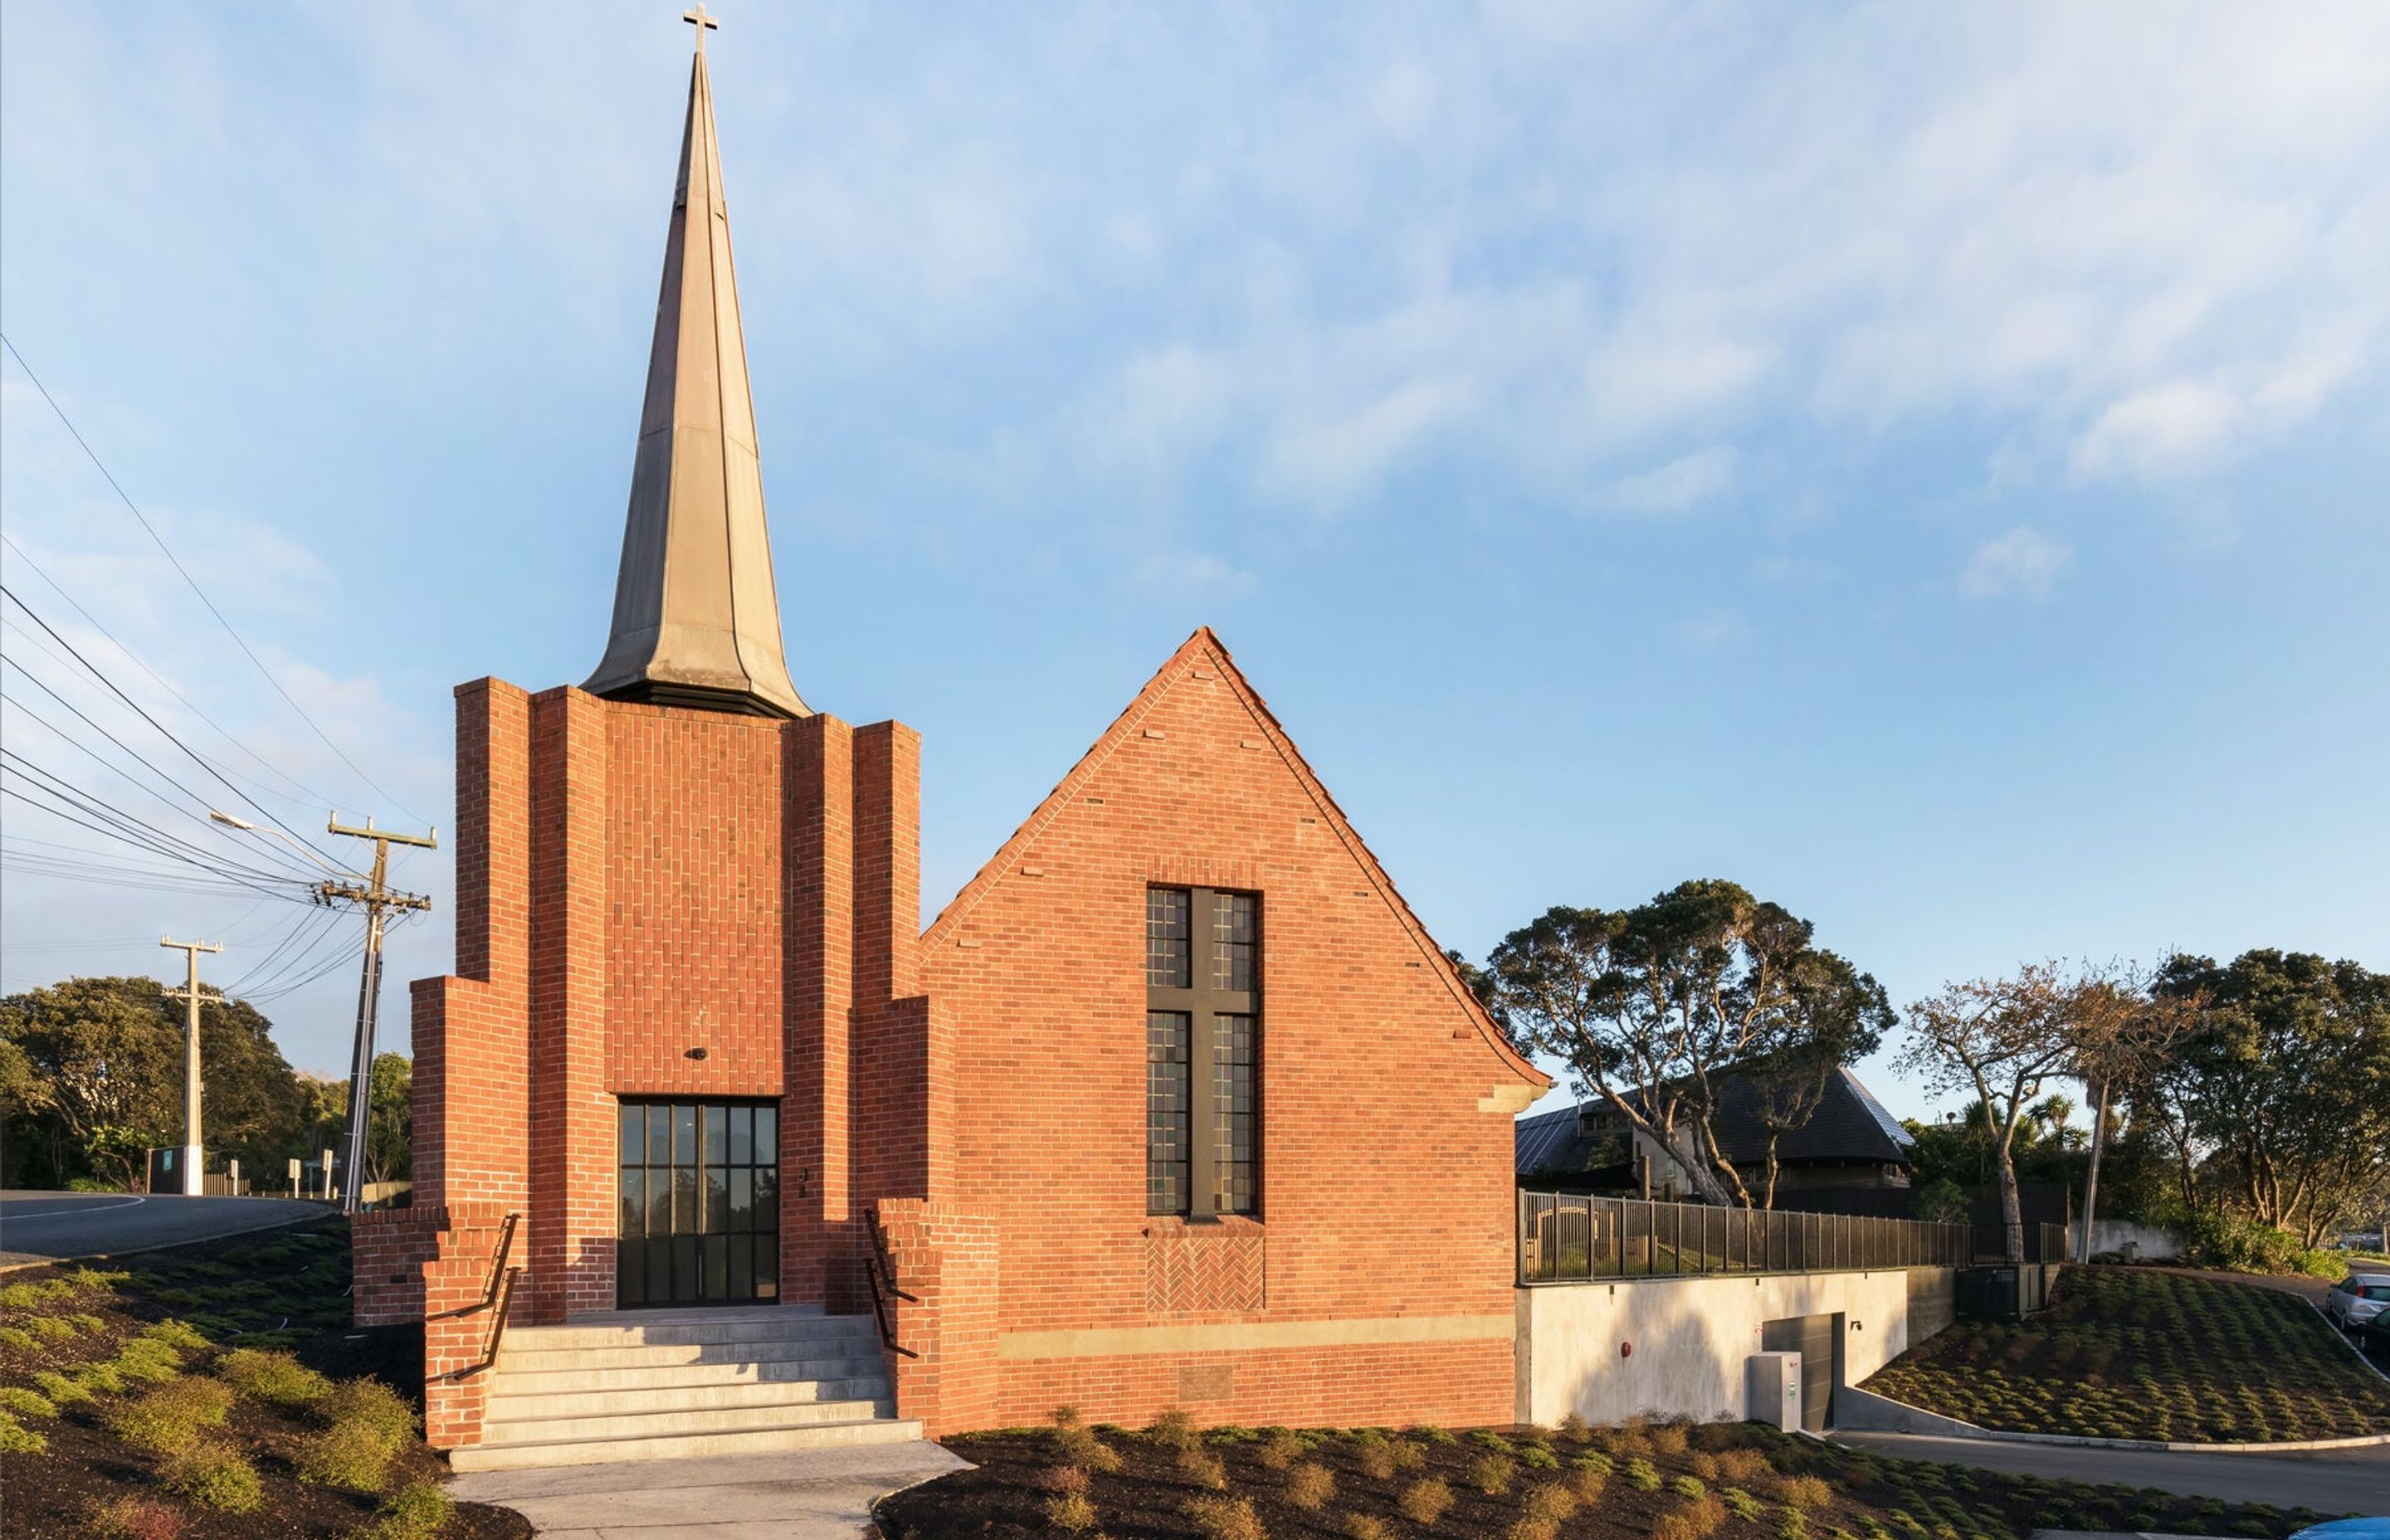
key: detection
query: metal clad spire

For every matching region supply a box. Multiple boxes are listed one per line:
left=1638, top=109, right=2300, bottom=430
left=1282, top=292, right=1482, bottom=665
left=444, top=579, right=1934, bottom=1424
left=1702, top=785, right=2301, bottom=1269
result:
left=585, top=11, right=809, bottom=719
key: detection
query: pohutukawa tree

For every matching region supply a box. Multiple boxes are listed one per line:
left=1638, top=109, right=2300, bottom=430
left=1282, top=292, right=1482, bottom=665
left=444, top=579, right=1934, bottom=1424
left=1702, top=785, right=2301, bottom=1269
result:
left=1485, top=879, right=1887, bottom=1208
left=2066, top=962, right=2195, bottom=1262
left=1746, top=948, right=1895, bottom=1209
left=1898, top=962, right=2087, bottom=1265
left=2144, top=950, right=2390, bottom=1247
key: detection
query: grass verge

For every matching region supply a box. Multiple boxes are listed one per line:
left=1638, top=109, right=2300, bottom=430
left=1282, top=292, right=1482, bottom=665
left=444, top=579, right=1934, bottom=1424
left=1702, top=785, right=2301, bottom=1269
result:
left=874, top=1411, right=2341, bottom=1540
left=0, top=1214, right=529, bottom=1540
left=1861, top=1266, right=2390, bottom=1442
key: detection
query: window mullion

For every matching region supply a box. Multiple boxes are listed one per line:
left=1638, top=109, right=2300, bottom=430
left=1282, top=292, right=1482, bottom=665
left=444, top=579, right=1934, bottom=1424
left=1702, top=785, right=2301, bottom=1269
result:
left=1187, top=885, right=1220, bottom=1220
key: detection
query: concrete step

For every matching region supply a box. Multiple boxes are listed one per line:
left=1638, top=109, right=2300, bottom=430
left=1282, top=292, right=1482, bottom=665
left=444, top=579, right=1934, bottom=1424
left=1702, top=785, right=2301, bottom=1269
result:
left=487, top=1358, right=886, bottom=1397
left=507, top=1313, right=876, bottom=1352
left=483, top=1396, right=894, bottom=1445
left=487, top=1377, right=889, bottom=1421
left=446, top=1415, right=926, bottom=1473
left=495, top=1338, right=885, bottom=1374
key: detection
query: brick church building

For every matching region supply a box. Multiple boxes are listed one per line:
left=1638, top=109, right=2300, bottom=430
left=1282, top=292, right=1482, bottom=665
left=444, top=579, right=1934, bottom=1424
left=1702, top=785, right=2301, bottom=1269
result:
left=357, top=26, right=1546, bottom=1462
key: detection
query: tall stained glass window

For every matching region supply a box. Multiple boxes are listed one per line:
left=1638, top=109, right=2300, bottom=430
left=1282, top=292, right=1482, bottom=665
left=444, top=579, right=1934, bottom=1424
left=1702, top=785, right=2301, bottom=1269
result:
left=1145, top=887, right=1261, bottom=1218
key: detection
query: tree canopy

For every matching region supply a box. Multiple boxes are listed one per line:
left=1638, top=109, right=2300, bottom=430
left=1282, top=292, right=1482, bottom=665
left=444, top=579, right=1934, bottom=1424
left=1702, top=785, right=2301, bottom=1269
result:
left=2139, top=949, right=2390, bottom=1246
left=1484, top=878, right=1889, bottom=1207
left=0, top=974, right=392, bottom=1192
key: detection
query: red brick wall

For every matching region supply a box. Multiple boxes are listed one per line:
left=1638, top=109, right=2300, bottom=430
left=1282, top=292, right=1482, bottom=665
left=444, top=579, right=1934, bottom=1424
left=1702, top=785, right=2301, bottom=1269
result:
left=605, top=704, right=790, bottom=1095
left=912, top=629, right=1544, bottom=1431
left=351, top=1209, right=441, bottom=1326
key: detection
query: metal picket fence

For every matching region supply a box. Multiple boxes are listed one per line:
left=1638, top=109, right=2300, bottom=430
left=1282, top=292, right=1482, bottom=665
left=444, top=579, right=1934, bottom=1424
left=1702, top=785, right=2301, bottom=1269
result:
left=1518, top=1191, right=1970, bottom=1284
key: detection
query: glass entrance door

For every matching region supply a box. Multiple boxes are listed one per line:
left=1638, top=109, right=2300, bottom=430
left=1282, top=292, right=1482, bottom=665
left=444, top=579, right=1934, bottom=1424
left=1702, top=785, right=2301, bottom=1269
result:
left=617, top=1099, right=780, bottom=1308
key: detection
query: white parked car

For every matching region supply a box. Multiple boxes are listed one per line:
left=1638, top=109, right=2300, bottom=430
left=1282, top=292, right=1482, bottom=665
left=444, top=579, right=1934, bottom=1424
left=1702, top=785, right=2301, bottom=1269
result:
left=2324, top=1271, right=2390, bottom=1329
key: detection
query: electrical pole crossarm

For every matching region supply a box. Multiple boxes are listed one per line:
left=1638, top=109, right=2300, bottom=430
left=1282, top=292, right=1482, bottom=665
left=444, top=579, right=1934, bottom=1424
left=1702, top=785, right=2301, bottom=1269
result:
left=327, top=814, right=437, bottom=850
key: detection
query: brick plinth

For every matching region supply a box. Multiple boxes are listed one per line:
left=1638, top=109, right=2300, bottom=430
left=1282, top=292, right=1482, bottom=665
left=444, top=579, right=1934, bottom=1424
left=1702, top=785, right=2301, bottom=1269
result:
left=352, top=1209, right=442, bottom=1326
left=420, top=1204, right=519, bottom=1450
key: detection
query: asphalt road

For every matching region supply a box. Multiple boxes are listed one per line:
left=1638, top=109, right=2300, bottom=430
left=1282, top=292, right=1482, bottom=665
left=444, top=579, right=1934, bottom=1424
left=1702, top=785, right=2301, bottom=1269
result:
left=0, top=1190, right=330, bottom=1267
left=1836, top=1430, right=2390, bottom=1517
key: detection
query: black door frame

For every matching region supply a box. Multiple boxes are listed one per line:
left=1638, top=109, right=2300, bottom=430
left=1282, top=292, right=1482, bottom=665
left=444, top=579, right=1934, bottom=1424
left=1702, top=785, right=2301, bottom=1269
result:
left=615, top=1097, right=781, bottom=1309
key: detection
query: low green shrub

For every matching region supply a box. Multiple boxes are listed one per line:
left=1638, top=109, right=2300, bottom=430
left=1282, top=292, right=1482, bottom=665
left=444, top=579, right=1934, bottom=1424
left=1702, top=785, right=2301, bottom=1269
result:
left=218, top=1347, right=332, bottom=1406
left=163, top=1441, right=264, bottom=1513
left=0, top=1386, right=58, bottom=1419
left=32, top=1369, right=91, bottom=1406
left=30, top=1316, right=80, bottom=1341
left=1183, top=1494, right=1264, bottom=1540
left=0, top=1411, right=46, bottom=1454
left=105, top=1379, right=235, bottom=1455
left=1468, top=1452, right=1517, bottom=1495
left=1625, top=1455, right=1662, bottom=1490
left=0, top=1278, right=71, bottom=1309
left=1398, top=1479, right=1455, bottom=1526
left=113, top=1338, right=184, bottom=1384
left=355, top=1482, right=456, bottom=1540
left=0, top=1327, right=37, bottom=1352
left=72, top=1359, right=129, bottom=1394
left=143, top=1318, right=212, bottom=1352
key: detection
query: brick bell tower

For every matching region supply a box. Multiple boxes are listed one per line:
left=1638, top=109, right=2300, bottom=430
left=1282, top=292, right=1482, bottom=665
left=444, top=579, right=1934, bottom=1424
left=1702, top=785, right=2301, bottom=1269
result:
left=356, top=18, right=933, bottom=1450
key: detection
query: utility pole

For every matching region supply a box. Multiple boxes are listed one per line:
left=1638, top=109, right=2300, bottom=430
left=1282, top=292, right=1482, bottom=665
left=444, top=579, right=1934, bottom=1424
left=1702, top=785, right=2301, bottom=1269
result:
left=319, top=814, right=435, bottom=1213
left=159, top=938, right=223, bottom=1196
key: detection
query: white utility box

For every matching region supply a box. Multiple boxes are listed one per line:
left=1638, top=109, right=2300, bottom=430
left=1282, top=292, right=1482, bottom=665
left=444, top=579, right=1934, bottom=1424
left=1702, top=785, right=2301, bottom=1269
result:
left=1747, top=1351, right=1802, bottom=1429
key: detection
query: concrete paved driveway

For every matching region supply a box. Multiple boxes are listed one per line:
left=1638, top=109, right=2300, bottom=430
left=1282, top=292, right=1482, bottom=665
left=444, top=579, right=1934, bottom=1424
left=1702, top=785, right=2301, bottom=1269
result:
left=0, top=1190, right=329, bottom=1266
left=1836, top=1430, right=2390, bottom=1517
left=447, top=1442, right=971, bottom=1539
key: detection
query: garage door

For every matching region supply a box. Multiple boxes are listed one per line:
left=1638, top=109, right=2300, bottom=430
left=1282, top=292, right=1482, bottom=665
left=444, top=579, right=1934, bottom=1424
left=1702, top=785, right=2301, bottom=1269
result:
left=1760, top=1313, right=1841, bottom=1432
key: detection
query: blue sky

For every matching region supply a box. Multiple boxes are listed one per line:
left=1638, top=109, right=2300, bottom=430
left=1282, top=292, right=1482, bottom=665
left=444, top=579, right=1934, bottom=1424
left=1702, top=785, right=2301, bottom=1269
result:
left=2, top=1, right=2385, bottom=1122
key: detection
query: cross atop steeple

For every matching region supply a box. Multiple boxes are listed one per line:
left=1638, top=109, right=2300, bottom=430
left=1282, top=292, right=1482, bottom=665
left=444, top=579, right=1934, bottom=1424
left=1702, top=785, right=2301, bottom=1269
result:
left=683, top=5, right=717, bottom=52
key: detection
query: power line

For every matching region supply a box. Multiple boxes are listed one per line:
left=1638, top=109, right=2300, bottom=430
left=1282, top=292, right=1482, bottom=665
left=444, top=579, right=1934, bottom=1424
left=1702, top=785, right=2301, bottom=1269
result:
left=0, top=755, right=317, bottom=899
left=0, top=531, right=339, bottom=812
left=0, top=675, right=323, bottom=883
left=2, top=582, right=354, bottom=870
left=0, top=332, right=427, bottom=826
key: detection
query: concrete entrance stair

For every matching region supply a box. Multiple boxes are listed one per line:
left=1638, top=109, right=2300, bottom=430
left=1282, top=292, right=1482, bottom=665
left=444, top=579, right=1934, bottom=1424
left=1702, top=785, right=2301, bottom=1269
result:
left=449, top=1307, right=918, bottom=1471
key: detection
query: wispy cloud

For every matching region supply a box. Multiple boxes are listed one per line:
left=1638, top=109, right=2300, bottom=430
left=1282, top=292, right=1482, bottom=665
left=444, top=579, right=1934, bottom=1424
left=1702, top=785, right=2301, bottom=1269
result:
left=1596, top=446, right=1739, bottom=516
left=1961, top=526, right=2073, bottom=600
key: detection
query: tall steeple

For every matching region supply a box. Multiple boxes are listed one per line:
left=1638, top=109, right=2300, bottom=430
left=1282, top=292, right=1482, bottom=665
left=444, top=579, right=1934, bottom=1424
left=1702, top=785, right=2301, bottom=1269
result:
left=585, top=7, right=808, bottom=719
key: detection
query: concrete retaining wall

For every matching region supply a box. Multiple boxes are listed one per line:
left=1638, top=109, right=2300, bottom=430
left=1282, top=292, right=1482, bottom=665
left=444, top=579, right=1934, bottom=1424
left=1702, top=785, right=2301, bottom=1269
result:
left=1516, top=1267, right=1956, bottom=1426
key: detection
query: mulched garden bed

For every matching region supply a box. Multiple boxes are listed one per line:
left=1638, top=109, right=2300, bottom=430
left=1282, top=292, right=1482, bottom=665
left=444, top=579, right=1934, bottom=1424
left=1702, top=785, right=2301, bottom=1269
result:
left=1860, top=1265, right=2390, bottom=1442
left=875, top=1412, right=2335, bottom=1540
left=0, top=1216, right=530, bottom=1540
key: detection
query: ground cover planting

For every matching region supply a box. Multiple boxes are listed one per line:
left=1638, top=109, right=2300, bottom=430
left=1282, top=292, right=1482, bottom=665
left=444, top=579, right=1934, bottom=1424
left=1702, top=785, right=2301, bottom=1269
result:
left=873, top=1408, right=2334, bottom=1540
left=0, top=1216, right=530, bottom=1540
left=1861, top=1266, right=2390, bottom=1442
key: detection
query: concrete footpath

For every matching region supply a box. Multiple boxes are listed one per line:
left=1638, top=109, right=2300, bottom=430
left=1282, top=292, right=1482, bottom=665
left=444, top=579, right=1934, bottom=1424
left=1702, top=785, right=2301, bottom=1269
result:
left=446, top=1441, right=970, bottom=1539
left=0, top=1191, right=329, bottom=1267
left=1835, top=1430, right=2390, bottom=1517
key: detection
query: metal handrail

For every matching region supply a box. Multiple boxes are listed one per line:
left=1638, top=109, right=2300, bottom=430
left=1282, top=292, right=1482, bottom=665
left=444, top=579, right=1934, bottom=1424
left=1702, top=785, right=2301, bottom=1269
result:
left=862, top=1222, right=919, bottom=1360
left=432, top=1211, right=523, bottom=1382
left=428, top=1211, right=519, bottom=1320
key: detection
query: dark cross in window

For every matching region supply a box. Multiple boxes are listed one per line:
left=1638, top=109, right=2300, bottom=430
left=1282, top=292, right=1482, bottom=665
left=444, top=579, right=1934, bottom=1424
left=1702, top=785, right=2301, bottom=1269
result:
left=1148, top=886, right=1260, bottom=1219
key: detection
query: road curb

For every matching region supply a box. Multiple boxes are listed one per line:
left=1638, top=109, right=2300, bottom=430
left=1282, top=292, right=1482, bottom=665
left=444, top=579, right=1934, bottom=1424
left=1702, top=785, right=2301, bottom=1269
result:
left=1842, top=1386, right=2390, bottom=1453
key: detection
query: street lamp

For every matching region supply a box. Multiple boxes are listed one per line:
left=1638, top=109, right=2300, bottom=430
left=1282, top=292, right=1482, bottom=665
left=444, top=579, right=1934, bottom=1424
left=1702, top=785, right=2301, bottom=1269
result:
left=208, top=810, right=358, bottom=878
